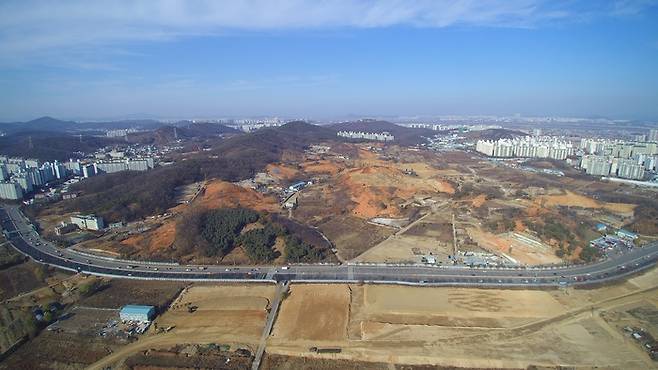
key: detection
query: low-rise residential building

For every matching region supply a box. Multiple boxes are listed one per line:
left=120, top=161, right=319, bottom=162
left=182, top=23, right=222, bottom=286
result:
left=54, top=223, right=78, bottom=235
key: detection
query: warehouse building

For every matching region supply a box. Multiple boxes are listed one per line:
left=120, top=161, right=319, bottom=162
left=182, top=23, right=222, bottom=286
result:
left=119, top=305, right=156, bottom=322
left=616, top=229, right=638, bottom=240
left=70, top=214, right=105, bottom=230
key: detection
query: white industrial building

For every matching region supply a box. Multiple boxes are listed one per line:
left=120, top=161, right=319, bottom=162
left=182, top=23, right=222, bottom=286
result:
left=119, top=305, right=156, bottom=322
left=70, top=214, right=105, bottom=230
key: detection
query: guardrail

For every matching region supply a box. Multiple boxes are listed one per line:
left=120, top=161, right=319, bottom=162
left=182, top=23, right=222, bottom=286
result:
left=70, top=249, right=180, bottom=266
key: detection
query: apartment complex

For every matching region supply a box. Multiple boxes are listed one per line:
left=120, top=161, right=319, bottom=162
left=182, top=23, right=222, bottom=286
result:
left=475, top=136, right=574, bottom=160
left=0, top=156, right=69, bottom=200
left=337, top=131, right=395, bottom=142
left=577, top=133, right=658, bottom=180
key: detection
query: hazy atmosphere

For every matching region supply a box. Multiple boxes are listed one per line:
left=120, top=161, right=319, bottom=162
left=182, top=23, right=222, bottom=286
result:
left=1, top=0, right=657, bottom=121
left=1, top=2, right=658, bottom=370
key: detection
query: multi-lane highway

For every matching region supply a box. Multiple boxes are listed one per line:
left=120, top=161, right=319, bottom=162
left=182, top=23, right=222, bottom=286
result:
left=2, top=204, right=657, bottom=287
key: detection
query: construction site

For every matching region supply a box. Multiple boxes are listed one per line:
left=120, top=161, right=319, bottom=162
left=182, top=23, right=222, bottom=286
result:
left=29, top=140, right=655, bottom=269
left=46, top=265, right=655, bottom=370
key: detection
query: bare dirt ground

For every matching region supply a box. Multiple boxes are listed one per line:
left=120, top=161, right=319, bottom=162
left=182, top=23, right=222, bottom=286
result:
left=318, top=215, right=395, bottom=260
left=538, top=190, right=636, bottom=216
left=195, top=180, right=280, bottom=212
left=467, top=228, right=562, bottom=265
left=355, top=233, right=447, bottom=263
left=272, top=284, right=350, bottom=341
left=156, top=284, right=274, bottom=338
left=337, top=148, right=454, bottom=219
left=265, top=270, right=658, bottom=369
left=42, top=142, right=651, bottom=266
left=355, top=211, right=454, bottom=263
left=267, top=163, right=301, bottom=181
left=87, top=284, right=276, bottom=370
left=120, top=220, right=177, bottom=256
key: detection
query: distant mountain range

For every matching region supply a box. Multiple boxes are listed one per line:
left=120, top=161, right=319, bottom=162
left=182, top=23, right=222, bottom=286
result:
left=0, top=117, right=242, bottom=159
left=465, top=128, right=527, bottom=141
left=126, top=122, right=239, bottom=145
left=0, top=116, right=166, bottom=134
left=0, top=131, right=118, bottom=161
left=0, top=116, right=242, bottom=135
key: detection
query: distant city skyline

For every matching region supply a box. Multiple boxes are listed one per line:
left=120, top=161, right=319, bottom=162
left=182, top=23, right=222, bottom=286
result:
left=1, top=0, right=657, bottom=121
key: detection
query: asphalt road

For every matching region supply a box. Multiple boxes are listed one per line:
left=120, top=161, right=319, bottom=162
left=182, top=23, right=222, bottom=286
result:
left=1, top=205, right=657, bottom=288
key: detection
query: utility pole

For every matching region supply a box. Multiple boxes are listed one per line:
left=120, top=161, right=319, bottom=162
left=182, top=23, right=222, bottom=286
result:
left=452, top=213, right=458, bottom=262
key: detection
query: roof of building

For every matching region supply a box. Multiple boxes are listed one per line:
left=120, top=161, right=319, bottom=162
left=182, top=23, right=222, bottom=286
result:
left=120, top=305, right=155, bottom=315
left=617, top=229, right=637, bottom=237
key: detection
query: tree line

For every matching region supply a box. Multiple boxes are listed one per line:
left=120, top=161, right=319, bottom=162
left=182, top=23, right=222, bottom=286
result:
left=175, top=207, right=326, bottom=263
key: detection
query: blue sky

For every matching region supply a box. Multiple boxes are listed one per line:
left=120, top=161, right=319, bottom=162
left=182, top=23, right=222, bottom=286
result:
left=0, top=0, right=657, bottom=121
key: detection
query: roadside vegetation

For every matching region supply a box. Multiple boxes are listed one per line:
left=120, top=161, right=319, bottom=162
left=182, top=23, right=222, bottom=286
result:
left=0, top=237, right=25, bottom=269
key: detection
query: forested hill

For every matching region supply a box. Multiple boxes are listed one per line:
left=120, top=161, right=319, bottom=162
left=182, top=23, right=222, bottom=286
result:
left=0, top=131, right=117, bottom=161
left=126, top=123, right=239, bottom=145
left=466, top=128, right=527, bottom=141
left=0, top=116, right=165, bottom=134
left=65, top=121, right=336, bottom=222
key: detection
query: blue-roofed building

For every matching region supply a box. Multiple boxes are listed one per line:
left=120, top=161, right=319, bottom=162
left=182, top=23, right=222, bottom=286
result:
left=616, top=229, right=638, bottom=240
left=595, top=223, right=607, bottom=232
left=119, top=305, right=156, bottom=322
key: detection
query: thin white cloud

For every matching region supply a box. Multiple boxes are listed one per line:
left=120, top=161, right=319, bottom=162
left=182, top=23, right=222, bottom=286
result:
left=0, top=0, right=655, bottom=66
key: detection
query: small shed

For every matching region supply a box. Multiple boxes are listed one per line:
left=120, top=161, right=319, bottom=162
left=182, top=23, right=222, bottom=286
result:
left=120, top=305, right=156, bottom=322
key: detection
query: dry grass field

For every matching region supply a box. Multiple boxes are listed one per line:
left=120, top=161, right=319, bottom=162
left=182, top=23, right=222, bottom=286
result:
left=538, top=190, right=636, bottom=216
left=157, top=284, right=275, bottom=339
left=361, top=285, right=565, bottom=328
left=265, top=269, right=658, bottom=369
left=272, top=284, right=350, bottom=341
left=87, top=283, right=276, bottom=370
